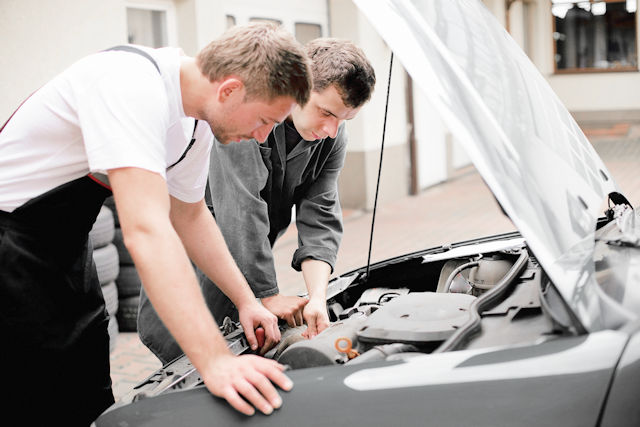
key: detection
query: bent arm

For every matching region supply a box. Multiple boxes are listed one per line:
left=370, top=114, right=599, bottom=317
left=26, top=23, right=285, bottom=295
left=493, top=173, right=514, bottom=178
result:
left=169, top=195, right=280, bottom=352
left=108, top=167, right=287, bottom=414
left=109, top=167, right=229, bottom=364
left=170, top=196, right=257, bottom=310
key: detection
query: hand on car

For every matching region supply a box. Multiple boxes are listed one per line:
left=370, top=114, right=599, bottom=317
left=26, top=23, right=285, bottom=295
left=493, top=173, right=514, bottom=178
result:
left=301, top=297, right=330, bottom=339
left=237, top=300, right=281, bottom=355
left=261, top=294, right=308, bottom=328
left=201, top=352, right=293, bottom=416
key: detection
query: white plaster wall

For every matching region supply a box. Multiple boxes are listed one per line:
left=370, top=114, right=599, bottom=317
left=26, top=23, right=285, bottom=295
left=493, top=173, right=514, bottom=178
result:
left=330, top=0, right=408, bottom=153
left=0, top=0, right=127, bottom=121
left=413, top=88, right=447, bottom=188
left=221, top=0, right=328, bottom=39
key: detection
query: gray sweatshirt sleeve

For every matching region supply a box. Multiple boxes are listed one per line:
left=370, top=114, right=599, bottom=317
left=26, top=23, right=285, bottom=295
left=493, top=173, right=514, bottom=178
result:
left=208, top=139, right=279, bottom=298
left=292, top=124, right=347, bottom=273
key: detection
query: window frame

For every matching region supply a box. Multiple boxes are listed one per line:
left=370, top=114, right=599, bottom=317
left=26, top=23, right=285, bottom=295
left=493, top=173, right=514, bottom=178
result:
left=550, top=0, right=639, bottom=74
left=125, top=0, right=178, bottom=48
left=294, top=21, right=324, bottom=44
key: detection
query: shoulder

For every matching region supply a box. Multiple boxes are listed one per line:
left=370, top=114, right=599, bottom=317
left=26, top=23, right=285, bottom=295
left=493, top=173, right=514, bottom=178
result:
left=72, top=48, right=163, bottom=83
left=326, top=122, right=348, bottom=153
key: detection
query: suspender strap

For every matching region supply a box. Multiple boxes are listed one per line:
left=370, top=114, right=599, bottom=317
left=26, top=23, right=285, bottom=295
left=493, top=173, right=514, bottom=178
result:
left=103, top=45, right=160, bottom=73
left=104, top=45, right=198, bottom=171
left=167, top=120, right=199, bottom=171
left=2, top=45, right=158, bottom=135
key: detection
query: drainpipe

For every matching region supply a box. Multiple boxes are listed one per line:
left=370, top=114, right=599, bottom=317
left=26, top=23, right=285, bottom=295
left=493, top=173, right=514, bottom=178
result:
left=506, top=0, right=517, bottom=33
left=405, top=71, right=418, bottom=195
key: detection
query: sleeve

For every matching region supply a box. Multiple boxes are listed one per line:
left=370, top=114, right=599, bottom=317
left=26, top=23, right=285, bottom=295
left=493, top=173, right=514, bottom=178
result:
left=208, top=138, right=279, bottom=298
left=292, top=123, right=347, bottom=273
left=78, top=57, right=169, bottom=177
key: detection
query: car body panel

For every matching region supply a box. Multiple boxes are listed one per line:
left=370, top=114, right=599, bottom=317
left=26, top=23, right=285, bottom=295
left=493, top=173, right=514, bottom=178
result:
left=352, top=0, right=622, bottom=331
left=600, top=321, right=640, bottom=426
left=97, top=330, right=626, bottom=426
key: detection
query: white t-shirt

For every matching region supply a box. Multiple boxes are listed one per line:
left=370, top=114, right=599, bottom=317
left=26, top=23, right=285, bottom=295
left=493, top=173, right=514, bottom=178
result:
left=0, top=46, right=212, bottom=212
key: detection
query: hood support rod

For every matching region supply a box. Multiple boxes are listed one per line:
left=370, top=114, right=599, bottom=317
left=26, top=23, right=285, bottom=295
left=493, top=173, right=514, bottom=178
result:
left=365, top=52, right=394, bottom=282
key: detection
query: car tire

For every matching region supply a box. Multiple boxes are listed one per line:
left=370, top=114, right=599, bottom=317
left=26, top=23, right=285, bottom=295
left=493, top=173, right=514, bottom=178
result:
left=108, top=316, right=119, bottom=354
left=93, top=243, right=120, bottom=286
left=102, top=280, right=119, bottom=318
left=117, top=295, right=139, bottom=332
left=113, top=227, right=134, bottom=265
left=103, top=196, right=119, bottom=227
left=116, top=265, right=142, bottom=298
left=89, top=205, right=115, bottom=249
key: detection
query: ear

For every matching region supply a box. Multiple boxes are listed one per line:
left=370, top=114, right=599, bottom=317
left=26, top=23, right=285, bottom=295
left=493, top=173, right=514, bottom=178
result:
left=217, top=78, right=245, bottom=103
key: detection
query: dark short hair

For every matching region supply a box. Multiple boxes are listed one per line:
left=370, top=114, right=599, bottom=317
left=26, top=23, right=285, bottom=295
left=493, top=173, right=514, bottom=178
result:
left=306, top=38, right=376, bottom=108
left=196, top=22, right=312, bottom=106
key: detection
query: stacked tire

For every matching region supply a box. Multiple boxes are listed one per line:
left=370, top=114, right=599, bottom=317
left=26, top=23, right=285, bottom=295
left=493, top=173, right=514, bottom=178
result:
left=103, top=196, right=142, bottom=332
left=89, top=204, right=119, bottom=353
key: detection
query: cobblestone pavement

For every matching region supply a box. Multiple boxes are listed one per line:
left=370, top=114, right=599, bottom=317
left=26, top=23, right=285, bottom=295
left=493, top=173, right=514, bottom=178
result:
left=108, top=124, right=640, bottom=403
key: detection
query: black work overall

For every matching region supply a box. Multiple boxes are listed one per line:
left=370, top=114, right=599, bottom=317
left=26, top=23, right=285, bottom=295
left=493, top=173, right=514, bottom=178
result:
left=0, top=46, right=164, bottom=426
left=0, top=177, right=114, bottom=425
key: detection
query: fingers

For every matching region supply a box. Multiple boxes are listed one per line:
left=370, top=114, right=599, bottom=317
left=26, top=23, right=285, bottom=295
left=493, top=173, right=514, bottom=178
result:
left=222, top=386, right=255, bottom=416
left=284, top=313, right=296, bottom=328
left=316, top=315, right=330, bottom=334
left=259, top=318, right=281, bottom=355
left=244, top=324, right=258, bottom=351
left=294, top=308, right=304, bottom=327
left=260, top=335, right=277, bottom=356
left=256, top=359, right=293, bottom=392
left=306, top=316, right=319, bottom=339
left=247, top=370, right=283, bottom=410
left=227, top=359, right=292, bottom=415
left=235, top=379, right=274, bottom=415
left=265, top=316, right=281, bottom=343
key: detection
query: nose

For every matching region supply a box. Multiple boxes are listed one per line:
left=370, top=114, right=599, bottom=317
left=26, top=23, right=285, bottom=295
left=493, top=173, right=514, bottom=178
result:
left=252, top=123, right=274, bottom=143
left=322, top=117, right=340, bottom=139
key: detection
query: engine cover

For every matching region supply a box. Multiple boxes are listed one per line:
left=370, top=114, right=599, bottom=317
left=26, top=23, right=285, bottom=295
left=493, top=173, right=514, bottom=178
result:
left=357, top=292, right=476, bottom=344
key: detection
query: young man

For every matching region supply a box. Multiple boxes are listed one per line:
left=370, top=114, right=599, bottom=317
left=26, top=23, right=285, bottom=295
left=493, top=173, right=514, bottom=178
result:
left=0, top=23, right=311, bottom=424
left=139, top=38, right=376, bottom=362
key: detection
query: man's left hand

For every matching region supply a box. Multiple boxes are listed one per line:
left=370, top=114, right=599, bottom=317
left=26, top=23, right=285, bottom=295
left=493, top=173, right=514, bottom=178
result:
left=261, top=294, right=308, bottom=328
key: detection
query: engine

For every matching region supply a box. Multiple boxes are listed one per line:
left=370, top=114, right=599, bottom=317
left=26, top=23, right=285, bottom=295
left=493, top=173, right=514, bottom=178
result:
left=266, top=254, right=517, bottom=369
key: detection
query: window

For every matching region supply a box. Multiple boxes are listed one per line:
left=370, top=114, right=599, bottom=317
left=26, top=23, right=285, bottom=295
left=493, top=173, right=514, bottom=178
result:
left=295, top=22, right=322, bottom=44
left=226, top=15, right=236, bottom=29
left=552, top=0, right=638, bottom=73
left=249, top=17, right=283, bottom=26
left=127, top=7, right=168, bottom=47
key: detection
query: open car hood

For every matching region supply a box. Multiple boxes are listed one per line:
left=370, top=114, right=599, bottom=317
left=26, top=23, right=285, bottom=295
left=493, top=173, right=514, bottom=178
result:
left=353, top=0, right=622, bottom=330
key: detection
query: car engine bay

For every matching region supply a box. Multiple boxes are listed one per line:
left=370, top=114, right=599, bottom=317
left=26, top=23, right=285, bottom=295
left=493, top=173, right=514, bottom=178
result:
left=118, top=238, right=569, bottom=405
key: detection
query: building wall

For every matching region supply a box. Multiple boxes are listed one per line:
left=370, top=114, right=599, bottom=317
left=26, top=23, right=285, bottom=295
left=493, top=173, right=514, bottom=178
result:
left=4, top=1, right=637, bottom=211
left=492, top=0, right=640, bottom=118
left=0, top=0, right=128, bottom=121
left=330, top=0, right=411, bottom=210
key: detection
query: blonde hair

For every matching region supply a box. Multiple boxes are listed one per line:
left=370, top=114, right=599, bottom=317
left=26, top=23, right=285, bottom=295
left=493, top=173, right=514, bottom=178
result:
left=196, top=22, right=312, bottom=105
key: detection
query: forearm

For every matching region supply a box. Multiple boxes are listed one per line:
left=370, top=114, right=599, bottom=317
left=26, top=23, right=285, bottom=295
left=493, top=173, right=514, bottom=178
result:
left=127, top=219, right=230, bottom=366
left=109, top=168, right=230, bottom=374
left=170, top=198, right=256, bottom=309
left=301, top=259, right=331, bottom=301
